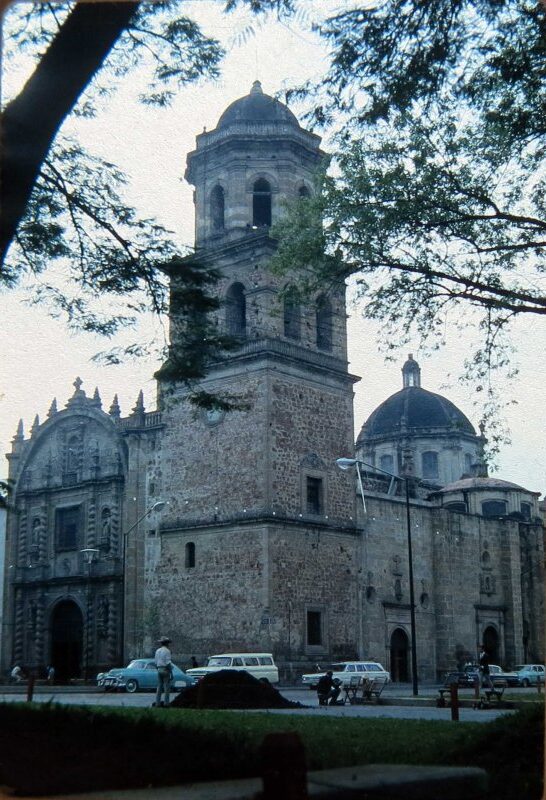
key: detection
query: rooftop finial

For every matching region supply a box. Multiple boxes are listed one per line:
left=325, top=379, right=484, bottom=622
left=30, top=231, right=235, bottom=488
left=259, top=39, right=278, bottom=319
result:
left=14, top=419, right=24, bottom=440
left=47, top=398, right=57, bottom=418
left=132, top=390, right=145, bottom=416
left=109, top=394, right=121, bottom=420
left=92, top=387, right=102, bottom=409
left=250, top=80, right=263, bottom=95
left=30, top=414, right=40, bottom=437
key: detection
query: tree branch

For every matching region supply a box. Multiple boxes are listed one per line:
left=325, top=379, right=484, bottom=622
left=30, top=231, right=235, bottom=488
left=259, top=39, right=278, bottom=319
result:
left=1, top=1, right=140, bottom=269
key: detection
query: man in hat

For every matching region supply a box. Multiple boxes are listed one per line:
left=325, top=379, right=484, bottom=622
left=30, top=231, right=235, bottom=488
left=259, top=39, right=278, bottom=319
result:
left=154, top=636, right=173, bottom=707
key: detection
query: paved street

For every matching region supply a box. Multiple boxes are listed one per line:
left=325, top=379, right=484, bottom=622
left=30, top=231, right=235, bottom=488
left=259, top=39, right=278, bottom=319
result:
left=0, top=685, right=516, bottom=722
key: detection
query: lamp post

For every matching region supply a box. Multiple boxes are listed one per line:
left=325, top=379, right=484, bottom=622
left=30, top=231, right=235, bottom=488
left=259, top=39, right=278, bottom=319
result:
left=80, top=548, right=99, bottom=682
left=336, top=457, right=419, bottom=696
left=121, top=500, right=166, bottom=664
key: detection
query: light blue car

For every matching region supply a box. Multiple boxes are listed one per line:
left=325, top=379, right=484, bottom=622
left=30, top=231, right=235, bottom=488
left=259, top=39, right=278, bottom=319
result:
left=513, top=664, right=545, bottom=687
left=96, top=659, right=195, bottom=693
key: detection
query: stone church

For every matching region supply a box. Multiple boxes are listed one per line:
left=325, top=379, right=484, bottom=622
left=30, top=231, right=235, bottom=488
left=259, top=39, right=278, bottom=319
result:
left=2, top=83, right=543, bottom=683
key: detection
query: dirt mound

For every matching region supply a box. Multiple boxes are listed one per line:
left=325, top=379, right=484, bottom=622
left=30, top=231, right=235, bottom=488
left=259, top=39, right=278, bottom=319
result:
left=171, top=669, right=305, bottom=709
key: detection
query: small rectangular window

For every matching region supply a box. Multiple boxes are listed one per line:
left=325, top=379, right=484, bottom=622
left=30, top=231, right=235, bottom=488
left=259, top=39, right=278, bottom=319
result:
left=259, top=657, right=273, bottom=665
left=244, top=657, right=259, bottom=666
left=307, top=610, right=322, bottom=646
left=56, top=506, right=80, bottom=550
left=306, top=477, right=323, bottom=515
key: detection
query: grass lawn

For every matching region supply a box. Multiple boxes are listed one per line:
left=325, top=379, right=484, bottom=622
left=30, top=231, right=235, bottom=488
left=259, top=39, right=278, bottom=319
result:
left=0, top=702, right=542, bottom=798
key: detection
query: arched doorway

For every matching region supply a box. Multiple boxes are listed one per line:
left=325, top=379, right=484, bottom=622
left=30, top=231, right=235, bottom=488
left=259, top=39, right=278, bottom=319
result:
left=482, top=625, right=500, bottom=663
left=50, top=600, right=83, bottom=682
left=390, top=628, right=409, bottom=682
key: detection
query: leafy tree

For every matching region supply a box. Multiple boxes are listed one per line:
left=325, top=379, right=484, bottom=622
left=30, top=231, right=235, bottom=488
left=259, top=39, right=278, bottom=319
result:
left=274, top=0, right=546, bottom=454
left=1, top=0, right=288, bottom=405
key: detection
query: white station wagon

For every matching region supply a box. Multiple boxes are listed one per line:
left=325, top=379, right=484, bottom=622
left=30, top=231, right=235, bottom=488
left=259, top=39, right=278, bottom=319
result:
left=302, top=661, right=391, bottom=689
left=186, top=652, right=279, bottom=684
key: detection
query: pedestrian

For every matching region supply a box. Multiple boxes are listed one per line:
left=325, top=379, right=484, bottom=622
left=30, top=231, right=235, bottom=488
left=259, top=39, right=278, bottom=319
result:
left=316, top=671, right=341, bottom=706
left=10, top=665, right=24, bottom=683
left=190, top=655, right=198, bottom=669
left=46, top=665, right=55, bottom=685
left=479, top=647, right=493, bottom=690
left=154, top=636, right=173, bottom=707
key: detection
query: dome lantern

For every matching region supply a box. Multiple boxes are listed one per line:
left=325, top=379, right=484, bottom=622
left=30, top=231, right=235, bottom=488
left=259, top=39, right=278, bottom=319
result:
left=402, top=354, right=421, bottom=388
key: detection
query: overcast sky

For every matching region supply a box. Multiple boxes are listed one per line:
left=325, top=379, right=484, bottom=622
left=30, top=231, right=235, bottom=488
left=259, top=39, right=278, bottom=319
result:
left=1, top=2, right=544, bottom=496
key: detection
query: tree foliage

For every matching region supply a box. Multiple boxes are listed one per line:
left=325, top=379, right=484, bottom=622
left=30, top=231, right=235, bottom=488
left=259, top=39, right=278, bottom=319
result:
left=0, top=0, right=288, bottom=404
left=273, top=0, right=546, bottom=452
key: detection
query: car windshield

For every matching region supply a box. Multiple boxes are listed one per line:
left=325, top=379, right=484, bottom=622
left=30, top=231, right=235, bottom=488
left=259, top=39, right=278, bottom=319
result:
left=207, top=657, right=232, bottom=667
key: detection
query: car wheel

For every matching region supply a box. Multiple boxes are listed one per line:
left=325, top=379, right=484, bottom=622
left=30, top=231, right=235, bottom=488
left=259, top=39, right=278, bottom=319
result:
left=125, top=679, right=138, bottom=693
left=522, top=678, right=530, bottom=688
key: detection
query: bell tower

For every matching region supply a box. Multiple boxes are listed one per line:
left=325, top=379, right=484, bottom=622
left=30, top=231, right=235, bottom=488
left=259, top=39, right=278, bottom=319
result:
left=154, top=83, right=361, bottom=664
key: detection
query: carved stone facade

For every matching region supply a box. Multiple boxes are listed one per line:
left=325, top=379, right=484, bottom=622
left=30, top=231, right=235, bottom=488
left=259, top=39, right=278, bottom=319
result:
left=2, top=84, right=543, bottom=681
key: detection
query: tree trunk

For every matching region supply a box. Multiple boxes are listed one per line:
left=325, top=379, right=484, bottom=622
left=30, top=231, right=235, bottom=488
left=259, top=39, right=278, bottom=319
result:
left=1, top=1, right=140, bottom=268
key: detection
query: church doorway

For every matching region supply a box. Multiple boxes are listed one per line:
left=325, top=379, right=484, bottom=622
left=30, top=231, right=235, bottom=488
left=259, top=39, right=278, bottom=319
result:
left=482, top=625, right=500, bottom=663
left=50, top=600, right=83, bottom=682
left=390, top=628, right=409, bottom=682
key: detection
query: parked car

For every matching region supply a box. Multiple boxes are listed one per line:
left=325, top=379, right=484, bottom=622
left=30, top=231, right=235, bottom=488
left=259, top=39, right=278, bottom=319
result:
left=186, top=653, right=279, bottom=684
left=443, top=670, right=477, bottom=688
left=301, top=661, right=390, bottom=690
left=96, top=659, right=195, bottom=693
left=445, top=664, right=520, bottom=688
left=513, top=664, right=545, bottom=687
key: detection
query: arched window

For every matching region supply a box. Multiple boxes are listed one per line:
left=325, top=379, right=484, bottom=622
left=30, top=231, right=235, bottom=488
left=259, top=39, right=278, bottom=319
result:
left=283, top=288, right=301, bottom=340
left=464, top=453, right=473, bottom=474
left=210, top=185, right=225, bottom=230
left=252, top=178, right=271, bottom=226
left=445, top=502, right=466, bottom=514
left=482, top=500, right=507, bottom=517
left=185, top=542, right=196, bottom=568
left=316, top=294, right=332, bottom=351
left=380, top=454, right=394, bottom=473
left=226, top=282, right=246, bottom=335
left=298, top=185, right=310, bottom=198
left=421, top=451, right=439, bottom=479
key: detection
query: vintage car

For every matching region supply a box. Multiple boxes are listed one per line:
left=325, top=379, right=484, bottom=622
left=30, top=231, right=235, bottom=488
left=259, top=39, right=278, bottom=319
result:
left=513, top=664, right=545, bottom=687
left=301, top=661, right=390, bottom=690
left=186, top=653, right=279, bottom=684
left=445, top=663, right=520, bottom=688
left=96, top=659, right=195, bottom=693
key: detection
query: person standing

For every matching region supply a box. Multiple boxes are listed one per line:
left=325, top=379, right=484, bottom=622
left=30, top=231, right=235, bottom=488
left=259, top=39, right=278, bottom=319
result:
left=154, top=636, right=173, bottom=707
left=46, top=665, right=55, bottom=685
left=479, top=647, right=493, bottom=690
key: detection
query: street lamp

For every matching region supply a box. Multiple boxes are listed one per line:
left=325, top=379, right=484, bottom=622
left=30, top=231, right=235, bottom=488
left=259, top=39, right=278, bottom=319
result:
left=336, top=457, right=419, bottom=696
left=121, top=500, right=167, bottom=663
left=80, top=548, right=99, bottom=682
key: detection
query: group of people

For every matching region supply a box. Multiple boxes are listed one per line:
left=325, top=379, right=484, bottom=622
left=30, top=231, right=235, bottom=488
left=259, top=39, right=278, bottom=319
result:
left=10, top=664, right=55, bottom=684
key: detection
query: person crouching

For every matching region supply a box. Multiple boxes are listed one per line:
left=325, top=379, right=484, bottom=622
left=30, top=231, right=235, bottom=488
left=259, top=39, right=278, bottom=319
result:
left=317, top=671, right=341, bottom=706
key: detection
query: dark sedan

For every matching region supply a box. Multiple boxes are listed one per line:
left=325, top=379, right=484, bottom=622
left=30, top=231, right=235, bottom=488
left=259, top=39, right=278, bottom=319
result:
left=443, top=671, right=478, bottom=688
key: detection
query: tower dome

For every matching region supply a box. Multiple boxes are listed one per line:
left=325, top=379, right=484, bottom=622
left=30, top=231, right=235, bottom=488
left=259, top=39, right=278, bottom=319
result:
left=216, top=80, right=300, bottom=129
left=356, top=356, right=482, bottom=487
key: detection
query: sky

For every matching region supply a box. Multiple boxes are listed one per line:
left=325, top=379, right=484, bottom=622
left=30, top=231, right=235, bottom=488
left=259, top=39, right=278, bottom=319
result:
left=1, top=1, right=545, bottom=496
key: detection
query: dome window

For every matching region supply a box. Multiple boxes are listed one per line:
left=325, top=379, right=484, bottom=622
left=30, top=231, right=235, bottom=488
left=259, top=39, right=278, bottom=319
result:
left=210, top=185, right=225, bottom=230
left=316, top=294, right=333, bottom=351
left=421, top=451, right=439, bottom=480
left=521, top=502, right=532, bottom=521
left=252, top=178, right=272, bottom=226
left=380, top=454, right=394, bottom=473
left=481, top=500, right=507, bottom=517
left=226, top=282, right=246, bottom=336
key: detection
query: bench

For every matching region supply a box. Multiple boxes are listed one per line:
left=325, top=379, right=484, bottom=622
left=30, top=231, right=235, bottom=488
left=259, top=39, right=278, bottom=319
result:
left=473, top=685, right=507, bottom=709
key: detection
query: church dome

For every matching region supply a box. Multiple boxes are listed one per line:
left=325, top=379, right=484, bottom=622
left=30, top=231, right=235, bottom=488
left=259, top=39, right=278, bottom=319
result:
left=217, top=81, right=300, bottom=129
left=357, top=355, right=476, bottom=445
